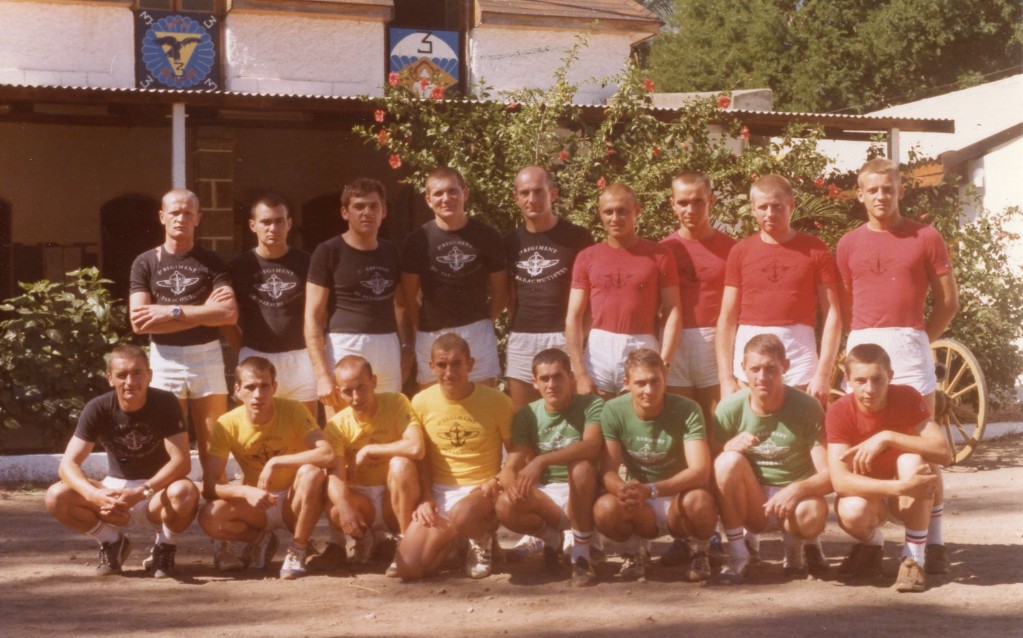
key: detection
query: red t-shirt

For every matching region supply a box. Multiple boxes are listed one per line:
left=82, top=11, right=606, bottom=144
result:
left=660, top=230, right=737, bottom=328
left=825, top=385, right=930, bottom=479
left=571, top=239, right=679, bottom=335
left=836, top=220, right=953, bottom=331
left=724, top=232, right=836, bottom=327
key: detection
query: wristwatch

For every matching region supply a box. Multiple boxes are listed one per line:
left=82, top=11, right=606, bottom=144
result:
left=649, top=483, right=659, bottom=499
left=142, top=484, right=155, bottom=499
left=171, top=305, right=182, bottom=319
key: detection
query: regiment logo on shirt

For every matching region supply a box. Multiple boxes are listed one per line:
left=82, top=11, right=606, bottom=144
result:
left=156, top=271, right=200, bottom=295
left=538, top=433, right=578, bottom=453
left=630, top=443, right=668, bottom=465
left=247, top=441, right=286, bottom=466
left=114, top=429, right=158, bottom=457
left=362, top=272, right=394, bottom=296
left=257, top=274, right=296, bottom=300
left=760, top=258, right=790, bottom=284
left=437, top=245, right=477, bottom=272
left=863, top=253, right=895, bottom=276
left=749, top=439, right=789, bottom=464
left=438, top=422, right=479, bottom=447
left=518, top=252, right=560, bottom=277
left=602, top=269, right=628, bottom=289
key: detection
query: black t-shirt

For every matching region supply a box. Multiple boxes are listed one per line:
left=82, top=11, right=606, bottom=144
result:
left=505, top=218, right=594, bottom=333
left=229, top=248, right=310, bottom=353
left=401, top=218, right=506, bottom=332
left=74, top=388, right=186, bottom=480
left=307, top=235, right=400, bottom=334
left=129, top=245, right=232, bottom=346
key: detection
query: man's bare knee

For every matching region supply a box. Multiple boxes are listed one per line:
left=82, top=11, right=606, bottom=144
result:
left=713, top=450, right=747, bottom=480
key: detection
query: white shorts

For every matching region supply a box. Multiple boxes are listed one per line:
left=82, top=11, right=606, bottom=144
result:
left=327, top=332, right=402, bottom=393
left=846, top=328, right=936, bottom=395
left=239, top=347, right=317, bottom=403
left=431, top=484, right=479, bottom=519
left=667, top=327, right=719, bottom=389
left=353, top=484, right=387, bottom=529
left=264, top=489, right=289, bottom=532
left=538, top=482, right=571, bottom=512
left=585, top=329, right=659, bottom=394
left=734, top=324, right=818, bottom=387
left=760, top=484, right=783, bottom=531
left=149, top=340, right=228, bottom=399
left=645, top=495, right=674, bottom=537
left=101, top=477, right=157, bottom=529
left=505, top=331, right=567, bottom=383
left=415, top=319, right=500, bottom=385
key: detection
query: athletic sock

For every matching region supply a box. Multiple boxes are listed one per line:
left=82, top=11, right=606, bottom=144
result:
left=903, top=528, right=927, bottom=565
left=928, top=504, right=944, bottom=545
left=328, top=526, right=347, bottom=547
left=156, top=523, right=179, bottom=547
left=725, top=527, right=749, bottom=560
left=87, top=521, right=121, bottom=545
left=571, top=530, right=592, bottom=562
left=864, top=527, right=885, bottom=547
left=289, top=539, right=308, bottom=559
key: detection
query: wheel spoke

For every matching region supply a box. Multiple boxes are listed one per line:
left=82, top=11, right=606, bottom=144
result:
left=949, top=383, right=978, bottom=401
left=947, top=360, right=970, bottom=394
left=942, top=347, right=953, bottom=381
left=950, top=412, right=973, bottom=441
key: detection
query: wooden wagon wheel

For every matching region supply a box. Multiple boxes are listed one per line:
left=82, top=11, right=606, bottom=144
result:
left=930, top=339, right=988, bottom=465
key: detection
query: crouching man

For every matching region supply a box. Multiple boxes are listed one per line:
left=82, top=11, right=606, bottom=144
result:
left=198, top=356, right=334, bottom=580
left=826, top=344, right=952, bottom=592
left=46, top=345, right=199, bottom=578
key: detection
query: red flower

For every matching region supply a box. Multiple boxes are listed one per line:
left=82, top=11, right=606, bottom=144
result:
left=374, top=109, right=386, bottom=123
left=596, top=176, right=607, bottom=190
left=606, top=143, right=616, bottom=156
left=377, top=129, right=389, bottom=144
left=388, top=154, right=402, bottom=169
left=558, top=150, right=570, bottom=162
left=506, top=101, right=520, bottom=111
left=814, top=221, right=823, bottom=229
left=388, top=72, right=400, bottom=88
left=419, top=78, right=429, bottom=90
left=828, top=183, right=840, bottom=199
left=717, top=94, right=732, bottom=109
left=814, top=177, right=825, bottom=189
left=430, top=85, right=445, bottom=100
left=642, top=78, right=656, bottom=93
left=741, top=126, right=750, bottom=141
left=652, top=147, right=662, bottom=158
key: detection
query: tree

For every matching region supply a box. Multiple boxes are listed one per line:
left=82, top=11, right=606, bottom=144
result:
left=648, top=0, right=1022, bottom=113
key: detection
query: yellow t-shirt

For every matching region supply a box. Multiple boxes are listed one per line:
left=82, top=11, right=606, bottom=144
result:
left=411, top=384, right=514, bottom=487
left=324, top=392, right=421, bottom=486
left=209, top=398, right=318, bottom=492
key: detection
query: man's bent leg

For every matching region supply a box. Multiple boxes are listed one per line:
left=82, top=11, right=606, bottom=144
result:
left=385, top=457, right=420, bottom=535
left=190, top=394, right=228, bottom=477
left=508, top=377, right=540, bottom=412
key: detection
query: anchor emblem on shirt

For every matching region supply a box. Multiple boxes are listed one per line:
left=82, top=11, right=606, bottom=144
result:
left=120, top=430, right=152, bottom=452
left=602, top=270, right=628, bottom=289
left=518, top=252, right=560, bottom=277
left=248, top=442, right=286, bottom=466
left=361, top=272, right=393, bottom=296
left=439, top=423, right=479, bottom=447
left=437, top=246, right=476, bottom=272
left=257, top=275, right=296, bottom=300
left=761, top=259, right=789, bottom=284
left=866, top=254, right=893, bottom=276
left=156, top=271, right=200, bottom=295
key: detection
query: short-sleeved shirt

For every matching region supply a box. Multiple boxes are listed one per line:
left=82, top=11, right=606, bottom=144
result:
left=660, top=230, right=737, bottom=328
left=401, top=218, right=506, bottom=332
left=504, top=219, right=594, bottom=333
left=825, top=385, right=930, bottom=479
left=307, top=236, right=400, bottom=335
left=229, top=248, right=310, bottom=352
left=600, top=393, right=706, bottom=483
left=836, top=220, right=953, bottom=331
left=571, top=239, right=679, bottom=335
left=724, top=232, right=836, bottom=327
left=712, top=387, right=824, bottom=486
left=130, top=244, right=232, bottom=346
left=323, top=392, right=421, bottom=486
left=74, top=388, right=186, bottom=481
left=209, top=398, right=319, bottom=492
left=411, top=383, right=514, bottom=486
left=511, top=394, right=604, bottom=484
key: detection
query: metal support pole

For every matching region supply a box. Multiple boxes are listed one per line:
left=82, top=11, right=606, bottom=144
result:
left=887, top=127, right=900, bottom=163
left=172, top=103, right=186, bottom=188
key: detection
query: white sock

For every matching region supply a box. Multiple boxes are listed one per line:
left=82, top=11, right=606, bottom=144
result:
left=87, top=521, right=121, bottom=545
left=571, top=530, right=592, bottom=561
left=725, top=527, right=749, bottom=560
left=928, top=504, right=944, bottom=545
left=903, top=528, right=927, bottom=565
left=864, top=528, right=885, bottom=547
left=289, top=539, right=307, bottom=558
left=744, top=531, right=760, bottom=553
left=156, top=523, right=179, bottom=546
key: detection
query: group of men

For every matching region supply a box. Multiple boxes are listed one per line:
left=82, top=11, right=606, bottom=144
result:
left=46, top=158, right=957, bottom=593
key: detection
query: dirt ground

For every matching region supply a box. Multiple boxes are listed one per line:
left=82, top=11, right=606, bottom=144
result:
left=2, top=436, right=1021, bottom=638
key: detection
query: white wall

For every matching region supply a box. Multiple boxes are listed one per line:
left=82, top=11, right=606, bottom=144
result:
left=0, top=2, right=135, bottom=88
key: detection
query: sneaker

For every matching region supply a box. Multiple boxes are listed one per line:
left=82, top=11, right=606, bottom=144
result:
left=307, top=542, right=347, bottom=573
left=686, top=550, right=711, bottom=582
left=838, top=543, right=863, bottom=575
left=783, top=543, right=808, bottom=580
left=352, top=530, right=376, bottom=565
left=804, top=543, right=829, bottom=579
left=213, top=540, right=246, bottom=572
left=710, top=555, right=748, bottom=586
left=744, top=532, right=761, bottom=564
left=96, top=534, right=131, bottom=577
left=618, top=553, right=646, bottom=581
left=507, top=534, right=544, bottom=561
left=660, top=537, right=690, bottom=567
left=245, top=530, right=279, bottom=571
left=590, top=545, right=607, bottom=566
left=465, top=535, right=493, bottom=579
left=279, top=548, right=307, bottom=580
left=143, top=543, right=176, bottom=579
left=925, top=544, right=949, bottom=575
left=571, top=557, right=597, bottom=587
left=385, top=559, right=400, bottom=578
left=840, top=543, right=883, bottom=580
left=894, top=557, right=927, bottom=593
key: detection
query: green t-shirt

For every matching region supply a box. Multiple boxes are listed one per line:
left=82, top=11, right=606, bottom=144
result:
left=512, top=394, right=603, bottom=484
left=712, top=387, right=824, bottom=486
left=600, top=393, right=706, bottom=483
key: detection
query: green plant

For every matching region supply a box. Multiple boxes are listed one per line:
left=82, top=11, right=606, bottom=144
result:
left=0, top=268, right=131, bottom=450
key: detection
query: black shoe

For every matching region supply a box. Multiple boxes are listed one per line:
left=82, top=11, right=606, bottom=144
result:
left=925, top=544, right=949, bottom=575
left=841, top=543, right=883, bottom=580
left=143, top=542, right=177, bottom=579
left=804, top=543, right=829, bottom=578
left=660, top=537, right=690, bottom=567
left=838, top=543, right=863, bottom=574
left=97, top=534, right=131, bottom=577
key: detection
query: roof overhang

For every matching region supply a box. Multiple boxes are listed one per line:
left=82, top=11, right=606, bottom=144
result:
left=475, top=0, right=662, bottom=43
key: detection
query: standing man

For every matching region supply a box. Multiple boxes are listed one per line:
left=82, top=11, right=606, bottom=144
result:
left=716, top=175, right=841, bottom=404
left=45, top=345, right=199, bottom=579
left=401, top=167, right=508, bottom=388
left=198, top=357, right=334, bottom=580
left=319, top=355, right=425, bottom=577
left=836, top=159, right=959, bottom=574
left=593, top=349, right=717, bottom=582
left=566, top=183, right=682, bottom=398
left=496, top=348, right=604, bottom=586
left=306, top=178, right=412, bottom=417
left=227, top=195, right=316, bottom=416
left=660, top=171, right=737, bottom=421
left=129, top=188, right=237, bottom=470
left=395, top=334, right=515, bottom=580
left=826, top=344, right=952, bottom=592
left=710, top=334, right=831, bottom=585
left=504, top=166, right=594, bottom=410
